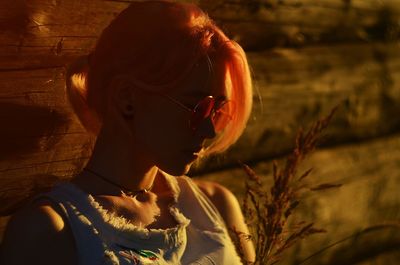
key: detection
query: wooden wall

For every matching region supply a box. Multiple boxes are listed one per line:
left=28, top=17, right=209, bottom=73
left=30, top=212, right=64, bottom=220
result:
left=1, top=0, right=400, bottom=263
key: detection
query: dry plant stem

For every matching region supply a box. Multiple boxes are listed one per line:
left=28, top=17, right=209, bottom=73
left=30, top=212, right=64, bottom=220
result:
left=233, top=107, right=338, bottom=265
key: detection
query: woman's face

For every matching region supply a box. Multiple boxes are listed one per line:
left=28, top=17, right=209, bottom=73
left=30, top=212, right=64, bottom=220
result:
left=131, top=58, right=226, bottom=176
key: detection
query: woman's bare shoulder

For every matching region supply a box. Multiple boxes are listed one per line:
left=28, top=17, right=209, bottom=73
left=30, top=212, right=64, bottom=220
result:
left=193, top=179, right=241, bottom=222
left=193, top=179, right=256, bottom=262
left=0, top=199, right=77, bottom=265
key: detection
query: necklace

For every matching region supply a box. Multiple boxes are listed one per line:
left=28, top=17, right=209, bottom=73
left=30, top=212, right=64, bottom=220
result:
left=83, top=167, right=154, bottom=197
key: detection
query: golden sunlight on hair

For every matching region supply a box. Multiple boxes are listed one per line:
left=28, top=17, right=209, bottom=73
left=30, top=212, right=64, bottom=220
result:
left=66, top=56, right=100, bottom=135
left=204, top=41, right=253, bottom=156
left=66, top=1, right=253, bottom=154
left=70, top=73, right=87, bottom=98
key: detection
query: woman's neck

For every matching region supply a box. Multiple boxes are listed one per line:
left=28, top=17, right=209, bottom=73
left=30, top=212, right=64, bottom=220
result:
left=73, top=119, right=158, bottom=196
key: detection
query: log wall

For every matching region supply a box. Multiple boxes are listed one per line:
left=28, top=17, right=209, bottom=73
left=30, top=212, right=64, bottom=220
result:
left=1, top=0, right=400, bottom=262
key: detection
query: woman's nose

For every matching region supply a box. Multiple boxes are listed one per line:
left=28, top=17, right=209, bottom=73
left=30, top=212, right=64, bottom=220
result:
left=195, top=117, right=216, bottom=139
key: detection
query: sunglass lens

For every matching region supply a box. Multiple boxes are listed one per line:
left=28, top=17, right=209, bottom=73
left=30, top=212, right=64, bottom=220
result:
left=190, top=96, right=214, bottom=131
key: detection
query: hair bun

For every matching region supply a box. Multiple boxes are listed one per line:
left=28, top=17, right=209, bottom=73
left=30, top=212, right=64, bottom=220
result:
left=66, top=55, right=101, bottom=135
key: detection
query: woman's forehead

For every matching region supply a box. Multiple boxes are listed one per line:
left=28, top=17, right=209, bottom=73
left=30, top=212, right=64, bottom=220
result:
left=172, top=57, right=226, bottom=98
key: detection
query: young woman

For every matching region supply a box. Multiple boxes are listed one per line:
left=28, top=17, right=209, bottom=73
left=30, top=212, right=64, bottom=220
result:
left=1, top=1, right=255, bottom=264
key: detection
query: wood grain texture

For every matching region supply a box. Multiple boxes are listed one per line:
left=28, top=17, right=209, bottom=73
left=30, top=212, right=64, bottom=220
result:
left=201, top=0, right=400, bottom=49
left=1, top=0, right=399, bottom=62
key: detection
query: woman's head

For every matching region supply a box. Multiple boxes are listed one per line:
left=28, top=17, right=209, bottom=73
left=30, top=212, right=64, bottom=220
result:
left=67, top=1, right=253, bottom=171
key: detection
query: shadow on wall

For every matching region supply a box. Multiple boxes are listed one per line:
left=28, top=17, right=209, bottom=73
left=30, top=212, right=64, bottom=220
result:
left=0, top=0, right=30, bottom=37
left=0, top=102, right=70, bottom=215
left=0, top=173, right=61, bottom=216
left=0, top=102, right=69, bottom=160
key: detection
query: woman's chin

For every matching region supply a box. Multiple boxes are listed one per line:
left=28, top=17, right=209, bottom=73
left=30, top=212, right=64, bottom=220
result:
left=167, top=163, right=193, bottom=177
left=158, top=159, right=194, bottom=177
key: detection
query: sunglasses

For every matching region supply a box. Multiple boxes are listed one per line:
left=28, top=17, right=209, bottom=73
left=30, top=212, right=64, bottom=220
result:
left=121, top=74, right=234, bottom=133
left=159, top=93, right=234, bottom=133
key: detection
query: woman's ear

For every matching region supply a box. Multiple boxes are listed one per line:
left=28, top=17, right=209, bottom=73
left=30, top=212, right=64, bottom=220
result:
left=109, top=76, right=136, bottom=120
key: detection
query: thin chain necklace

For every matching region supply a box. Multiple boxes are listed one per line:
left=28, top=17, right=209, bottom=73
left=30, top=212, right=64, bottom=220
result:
left=83, top=167, right=154, bottom=197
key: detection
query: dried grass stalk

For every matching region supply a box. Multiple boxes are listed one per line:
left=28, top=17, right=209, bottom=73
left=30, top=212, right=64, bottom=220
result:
left=233, top=107, right=338, bottom=265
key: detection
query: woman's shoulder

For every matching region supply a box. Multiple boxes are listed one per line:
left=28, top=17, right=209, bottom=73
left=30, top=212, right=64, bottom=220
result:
left=0, top=199, right=77, bottom=265
left=192, top=179, right=256, bottom=261
left=192, top=179, right=241, bottom=222
left=12, top=199, right=66, bottom=231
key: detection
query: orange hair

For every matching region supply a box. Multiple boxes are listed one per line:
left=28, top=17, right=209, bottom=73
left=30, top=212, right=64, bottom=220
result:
left=67, top=0, right=253, bottom=155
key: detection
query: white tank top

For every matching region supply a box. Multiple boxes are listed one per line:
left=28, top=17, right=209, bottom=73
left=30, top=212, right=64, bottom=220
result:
left=40, top=173, right=242, bottom=265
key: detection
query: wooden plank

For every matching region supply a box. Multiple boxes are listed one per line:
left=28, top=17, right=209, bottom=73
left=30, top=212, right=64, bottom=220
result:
left=0, top=129, right=93, bottom=215
left=202, top=0, right=400, bottom=49
left=0, top=68, right=68, bottom=105
left=1, top=0, right=400, bottom=58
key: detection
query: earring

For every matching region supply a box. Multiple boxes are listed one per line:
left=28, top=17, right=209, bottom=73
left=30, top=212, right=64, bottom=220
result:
left=122, top=104, right=134, bottom=120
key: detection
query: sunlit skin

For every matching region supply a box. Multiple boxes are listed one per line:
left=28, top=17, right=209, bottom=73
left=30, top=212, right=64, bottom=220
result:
left=0, top=58, right=255, bottom=264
